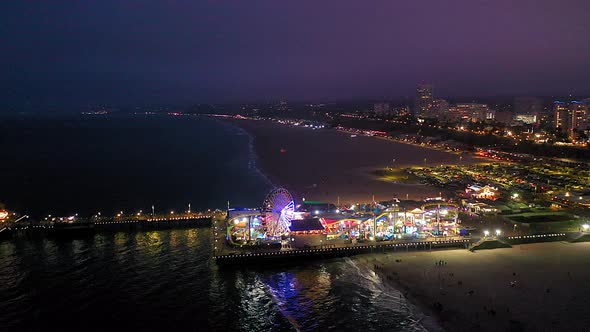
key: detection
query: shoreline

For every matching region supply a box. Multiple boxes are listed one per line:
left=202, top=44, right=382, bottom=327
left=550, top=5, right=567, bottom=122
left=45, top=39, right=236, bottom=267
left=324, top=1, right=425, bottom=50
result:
left=342, top=256, right=440, bottom=332
left=221, top=118, right=276, bottom=188
left=356, top=254, right=445, bottom=332
left=224, top=118, right=484, bottom=204
left=355, top=241, right=590, bottom=331
left=337, top=127, right=465, bottom=157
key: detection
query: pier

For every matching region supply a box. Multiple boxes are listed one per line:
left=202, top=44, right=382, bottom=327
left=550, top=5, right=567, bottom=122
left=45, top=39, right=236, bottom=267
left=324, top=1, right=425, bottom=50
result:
left=213, top=213, right=468, bottom=264
left=213, top=238, right=471, bottom=264
left=1, top=212, right=213, bottom=239
left=212, top=212, right=578, bottom=265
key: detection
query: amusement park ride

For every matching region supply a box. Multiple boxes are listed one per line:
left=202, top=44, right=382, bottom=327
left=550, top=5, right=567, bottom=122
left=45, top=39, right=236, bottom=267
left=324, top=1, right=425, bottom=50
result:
left=226, top=188, right=296, bottom=245
left=226, top=188, right=463, bottom=248
left=262, top=188, right=295, bottom=237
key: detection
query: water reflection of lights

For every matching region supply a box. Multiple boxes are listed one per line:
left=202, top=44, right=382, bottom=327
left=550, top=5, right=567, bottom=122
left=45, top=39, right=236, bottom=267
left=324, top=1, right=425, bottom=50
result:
left=135, top=231, right=163, bottom=255
left=186, top=229, right=199, bottom=246
left=169, top=230, right=179, bottom=247
left=114, top=232, right=128, bottom=246
left=234, top=274, right=278, bottom=330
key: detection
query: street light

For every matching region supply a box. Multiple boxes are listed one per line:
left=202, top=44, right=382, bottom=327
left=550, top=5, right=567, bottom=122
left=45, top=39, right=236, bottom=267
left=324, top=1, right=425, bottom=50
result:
left=484, top=230, right=490, bottom=237
left=495, top=229, right=501, bottom=237
left=582, top=224, right=589, bottom=232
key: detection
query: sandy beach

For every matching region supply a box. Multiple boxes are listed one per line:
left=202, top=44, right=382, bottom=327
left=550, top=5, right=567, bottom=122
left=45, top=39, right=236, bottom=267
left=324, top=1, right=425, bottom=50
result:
left=357, top=241, right=590, bottom=331
left=231, top=119, right=483, bottom=204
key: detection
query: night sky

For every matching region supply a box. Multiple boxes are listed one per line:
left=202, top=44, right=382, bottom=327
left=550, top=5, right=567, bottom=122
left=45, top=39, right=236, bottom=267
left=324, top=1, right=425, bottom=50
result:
left=2, top=1, right=590, bottom=107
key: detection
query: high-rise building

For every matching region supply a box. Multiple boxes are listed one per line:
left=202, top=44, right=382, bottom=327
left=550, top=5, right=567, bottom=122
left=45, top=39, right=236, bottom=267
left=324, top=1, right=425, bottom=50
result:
left=554, top=101, right=568, bottom=130
left=554, top=101, right=589, bottom=138
left=584, top=99, right=590, bottom=133
left=415, top=84, right=433, bottom=117
left=571, top=101, right=589, bottom=130
left=432, top=99, right=449, bottom=119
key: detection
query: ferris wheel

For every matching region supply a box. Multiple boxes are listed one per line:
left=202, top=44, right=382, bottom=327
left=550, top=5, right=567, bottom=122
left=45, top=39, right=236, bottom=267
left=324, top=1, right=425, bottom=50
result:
left=262, top=188, right=295, bottom=237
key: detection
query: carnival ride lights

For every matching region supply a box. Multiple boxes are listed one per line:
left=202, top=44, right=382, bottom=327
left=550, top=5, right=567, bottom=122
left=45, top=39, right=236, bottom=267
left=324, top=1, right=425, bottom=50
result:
left=262, top=188, right=295, bottom=238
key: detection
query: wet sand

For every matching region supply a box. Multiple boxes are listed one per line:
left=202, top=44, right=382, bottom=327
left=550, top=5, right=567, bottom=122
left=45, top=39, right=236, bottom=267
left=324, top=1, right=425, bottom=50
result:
left=359, top=242, right=590, bottom=331
left=231, top=119, right=483, bottom=204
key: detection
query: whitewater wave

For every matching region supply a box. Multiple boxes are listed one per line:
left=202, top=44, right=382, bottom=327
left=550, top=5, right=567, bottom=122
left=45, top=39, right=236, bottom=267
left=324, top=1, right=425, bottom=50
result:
left=214, top=119, right=275, bottom=189
left=341, top=257, right=434, bottom=332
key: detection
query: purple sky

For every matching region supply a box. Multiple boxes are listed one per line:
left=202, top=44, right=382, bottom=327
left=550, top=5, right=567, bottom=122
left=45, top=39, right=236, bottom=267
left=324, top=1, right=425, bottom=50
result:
left=2, top=1, right=590, bottom=107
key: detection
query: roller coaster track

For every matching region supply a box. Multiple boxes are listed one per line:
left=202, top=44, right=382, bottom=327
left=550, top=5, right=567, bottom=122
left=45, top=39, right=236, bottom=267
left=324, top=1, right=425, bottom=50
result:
left=226, top=212, right=263, bottom=246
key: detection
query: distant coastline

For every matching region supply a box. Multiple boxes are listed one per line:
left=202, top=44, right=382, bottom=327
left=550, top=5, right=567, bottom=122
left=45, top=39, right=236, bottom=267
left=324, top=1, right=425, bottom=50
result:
left=215, top=118, right=276, bottom=189
left=225, top=118, right=482, bottom=204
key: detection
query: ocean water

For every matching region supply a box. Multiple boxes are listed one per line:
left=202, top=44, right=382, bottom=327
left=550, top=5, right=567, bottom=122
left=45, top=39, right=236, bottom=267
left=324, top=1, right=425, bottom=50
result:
left=0, top=229, right=431, bottom=332
left=0, top=115, right=430, bottom=331
left=0, top=115, right=272, bottom=217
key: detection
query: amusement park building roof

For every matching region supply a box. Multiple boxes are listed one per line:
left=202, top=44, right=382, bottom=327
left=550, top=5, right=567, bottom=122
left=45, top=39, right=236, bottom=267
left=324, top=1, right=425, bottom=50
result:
left=301, top=201, right=328, bottom=205
left=290, top=218, right=325, bottom=232
left=227, top=208, right=260, bottom=219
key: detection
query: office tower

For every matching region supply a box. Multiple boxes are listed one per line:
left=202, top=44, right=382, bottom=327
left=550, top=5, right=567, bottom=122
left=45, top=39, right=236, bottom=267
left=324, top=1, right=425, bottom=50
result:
left=554, top=101, right=589, bottom=138
left=432, top=99, right=449, bottom=119
left=415, top=84, right=433, bottom=117
left=554, top=101, right=568, bottom=129
left=570, top=101, right=588, bottom=130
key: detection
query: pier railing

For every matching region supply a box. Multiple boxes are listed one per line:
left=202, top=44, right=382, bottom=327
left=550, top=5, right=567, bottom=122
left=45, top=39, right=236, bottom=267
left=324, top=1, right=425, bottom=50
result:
left=214, top=238, right=471, bottom=263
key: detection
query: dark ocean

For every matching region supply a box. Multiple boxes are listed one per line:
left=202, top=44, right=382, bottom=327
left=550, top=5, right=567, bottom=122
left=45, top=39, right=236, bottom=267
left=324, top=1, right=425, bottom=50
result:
left=0, top=114, right=272, bottom=217
left=0, top=115, right=432, bottom=331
